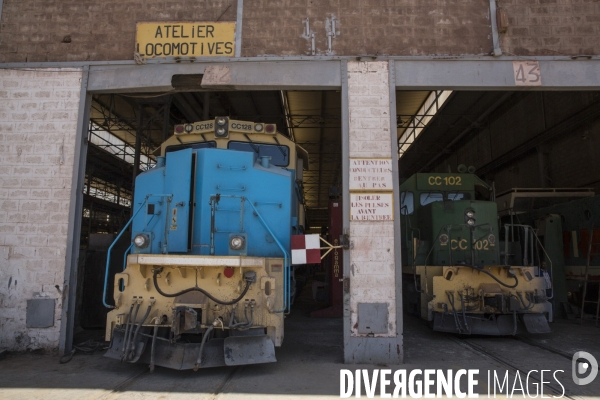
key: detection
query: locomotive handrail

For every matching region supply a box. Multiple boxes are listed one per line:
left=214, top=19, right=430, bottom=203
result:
left=102, top=194, right=173, bottom=309
left=503, top=223, right=554, bottom=300
left=214, top=194, right=291, bottom=313
left=244, top=198, right=291, bottom=314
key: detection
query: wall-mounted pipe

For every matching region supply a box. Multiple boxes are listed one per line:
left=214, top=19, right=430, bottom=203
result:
left=489, top=0, right=503, bottom=56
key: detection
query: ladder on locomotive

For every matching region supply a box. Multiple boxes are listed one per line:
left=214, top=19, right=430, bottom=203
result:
left=579, top=224, right=600, bottom=325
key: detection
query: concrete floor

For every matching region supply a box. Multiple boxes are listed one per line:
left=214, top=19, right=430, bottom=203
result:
left=1, top=296, right=600, bottom=399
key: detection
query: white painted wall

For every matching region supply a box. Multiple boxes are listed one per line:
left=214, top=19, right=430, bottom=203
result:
left=0, top=68, right=82, bottom=351
left=347, top=61, right=397, bottom=337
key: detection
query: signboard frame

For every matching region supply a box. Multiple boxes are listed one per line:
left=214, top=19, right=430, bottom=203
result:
left=349, top=158, right=394, bottom=192
left=350, top=193, right=394, bottom=221
left=135, top=22, right=236, bottom=58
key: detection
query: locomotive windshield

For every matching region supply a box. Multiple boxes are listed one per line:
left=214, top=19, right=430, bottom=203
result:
left=420, top=192, right=443, bottom=205
left=419, top=191, right=472, bottom=205
left=400, top=191, right=414, bottom=215
left=228, top=141, right=290, bottom=167
left=447, top=192, right=471, bottom=200
left=165, top=141, right=216, bottom=153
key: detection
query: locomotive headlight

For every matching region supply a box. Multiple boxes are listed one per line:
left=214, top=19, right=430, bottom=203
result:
left=488, top=234, right=496, bottom=245
left=133, top=233, right=150, bottom=248
left=464, top=209, right=476, bottom=227
left=214, top=117, right=229, bottom=138
left=439, top=234, right=449, bottom=246
left=184, top=124, right=193, bottom=133
left=254, top=123, right=264, bottom=132
left=229, top=235, right=245, bottom=250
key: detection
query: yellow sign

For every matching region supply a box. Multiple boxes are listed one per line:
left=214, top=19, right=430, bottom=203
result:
left=136, top=22, right=236, bottom=58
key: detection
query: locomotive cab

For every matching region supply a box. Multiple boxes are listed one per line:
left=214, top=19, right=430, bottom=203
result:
left=400, top=171, right=552, bottom=335
left=103, top=118, right=306, bottom=370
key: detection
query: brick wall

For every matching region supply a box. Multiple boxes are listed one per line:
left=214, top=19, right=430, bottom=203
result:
left=242, top=0, right=493, bottom=57
left=0, top=0, right=238, bottom=62
left=2, top=0, right=600, bottom=61
left=0, top=0, right=495, bottom=62
left=347, top=61, right=397, bottom=337
left=0, top=68, right=82, bottom=351
left=499, top=0, right=600, bottom=56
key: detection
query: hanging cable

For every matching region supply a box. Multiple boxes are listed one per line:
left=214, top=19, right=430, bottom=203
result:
left=127, top=304, right=153, bottom=362
left=59, top=340, right=105, bottom=364
left=193, top=325, right=215, bottom=371
left=459, top=264, right=519, bottom=288
left=153, top=268, right=253, bottom=305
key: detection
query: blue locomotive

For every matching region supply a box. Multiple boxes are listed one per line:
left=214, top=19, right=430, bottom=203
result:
left=103, top=117, right=307, bottom=370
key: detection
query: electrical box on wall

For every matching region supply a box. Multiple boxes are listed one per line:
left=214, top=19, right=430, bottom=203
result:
left=26, top=299, right=55, bottom=328
left=357, top=302, right=388, bottom=334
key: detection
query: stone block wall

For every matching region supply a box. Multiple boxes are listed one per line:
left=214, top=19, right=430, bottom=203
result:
left=0, top=0, right=238, bottom=62
left=1, top=0, right=599, bottom=61
left=0, top=68, right=82, bottom=351
left=498, top=0, right=600, bottom=55
left=242, top=0, right=493, bottom=57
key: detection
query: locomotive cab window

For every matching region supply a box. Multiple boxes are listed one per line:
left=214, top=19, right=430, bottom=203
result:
left=400, top=191, right=414, bottom=215
left=447, top=192, right=471, bottom=201
left=165, top=141, right=216, bottom=154
left=420, top=192, right=443, bottom=206
left=228, top=142, right=290, bottom=167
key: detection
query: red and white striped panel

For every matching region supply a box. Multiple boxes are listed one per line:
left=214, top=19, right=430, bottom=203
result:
left=291, top=234, right=321, bottom=265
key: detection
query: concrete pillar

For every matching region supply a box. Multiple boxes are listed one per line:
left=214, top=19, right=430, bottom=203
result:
left=343, top=61, right=403, bottom=364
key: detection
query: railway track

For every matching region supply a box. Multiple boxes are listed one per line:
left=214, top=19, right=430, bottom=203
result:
left=95, top=364, right=243, bottom=400
left=448, top=336, right=578, bottom=399
left=514, top=335, right=574, bottom=361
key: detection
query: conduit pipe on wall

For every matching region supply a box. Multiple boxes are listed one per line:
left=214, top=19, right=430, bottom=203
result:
left=490, top=0, right=503, bottom=56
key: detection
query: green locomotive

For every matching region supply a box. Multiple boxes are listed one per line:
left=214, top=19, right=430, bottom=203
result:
left=400, top=167, right=552, bottom=335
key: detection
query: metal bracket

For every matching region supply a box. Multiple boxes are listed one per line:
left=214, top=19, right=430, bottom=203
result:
left=340, top=230, right=350, bottom=250
left=343, top=277, right=350, bottom=293
left=318, top=236, right=343, bottom=259
left=302, top=18, right=315, bottom=55
left=326, top=15, right=338, bottom=55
